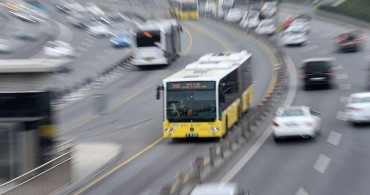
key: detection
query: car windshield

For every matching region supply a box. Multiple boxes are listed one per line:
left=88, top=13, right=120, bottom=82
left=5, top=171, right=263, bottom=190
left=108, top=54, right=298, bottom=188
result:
left=304, top=61, right=330, bottom=73
left=288, top=29, right=305, bottom=34
left=351, top=97, right=370, bottom=103
left=281, top=109, right=305, bottom=117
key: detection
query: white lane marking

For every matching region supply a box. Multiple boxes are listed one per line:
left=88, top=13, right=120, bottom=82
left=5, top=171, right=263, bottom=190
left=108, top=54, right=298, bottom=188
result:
left=339, top=84, right=352, bottom=90
left=132, top=123, right=144, bottom=130
left=81, top=41, right=93, bottom=47
left=221, top=56, right=298, bottom=182
left=340, top=96, right=348, bottom=103
left=296, top=188, right=309, bottom=195
left=336, top=73, right=349, bottom=80
left=333, top=64, right=343, bottom=70
left=116, top=121, right=135, bottom=129
left=327, top=131, right=342, bottom=146
left=314, top=154, right=331, bottom=174
left=336, top=111, right=347, bottom=121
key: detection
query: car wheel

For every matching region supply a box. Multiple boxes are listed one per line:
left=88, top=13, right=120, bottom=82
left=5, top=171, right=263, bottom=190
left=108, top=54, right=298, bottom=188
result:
left=352, top=121, right=359, bottom=127
left=274, top=136, right=280, bottom=143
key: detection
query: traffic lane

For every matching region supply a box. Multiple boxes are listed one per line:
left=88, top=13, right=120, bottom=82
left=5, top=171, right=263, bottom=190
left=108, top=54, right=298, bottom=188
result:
left=75, top=19, right=275, bottom=195
left=225, top=17, right=370, bottom=195
left=195, top=18, right=273, bottom=107
left=52, top=38, right=129, bottom=90
left=61, top=19, right=226, bottom=195
left=67, top=20, right=230, bottom=195
left=55, top=19, right=192, bottom=132
left=0, top=12, right=9, bottom=34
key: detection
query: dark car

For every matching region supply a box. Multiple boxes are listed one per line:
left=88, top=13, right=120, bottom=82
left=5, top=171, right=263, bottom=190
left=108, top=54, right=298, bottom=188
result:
left=336, top=30, right=365, bottom=52
left=301, top=58, right=335, bottom=90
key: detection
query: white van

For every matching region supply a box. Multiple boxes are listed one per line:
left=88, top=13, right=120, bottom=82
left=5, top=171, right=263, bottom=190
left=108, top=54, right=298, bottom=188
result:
left=131, top=20, right=181, bottom=67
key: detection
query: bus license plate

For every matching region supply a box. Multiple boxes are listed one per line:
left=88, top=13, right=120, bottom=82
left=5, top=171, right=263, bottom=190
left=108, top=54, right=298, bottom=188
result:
left=186, top=134, right=198, bottom=138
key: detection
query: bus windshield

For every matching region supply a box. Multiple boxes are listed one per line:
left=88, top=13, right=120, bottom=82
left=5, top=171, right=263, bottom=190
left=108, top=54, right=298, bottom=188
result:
left=181, top=3, right=198, bottom=11
left=136, top=30, right=161, bottom=47
left=166, top=89, right=216, bottom=122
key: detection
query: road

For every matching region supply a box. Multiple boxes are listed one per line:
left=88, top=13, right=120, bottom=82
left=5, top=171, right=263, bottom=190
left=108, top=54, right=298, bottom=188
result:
left=210, top=4, right=370, bottom=195
left=53, top=3, right=275, bottom=195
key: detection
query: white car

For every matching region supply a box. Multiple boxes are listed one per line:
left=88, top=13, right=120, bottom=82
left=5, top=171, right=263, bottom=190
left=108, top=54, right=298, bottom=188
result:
left=255, top=19, right=275, bottom=35
left=191, top=183, right=251, bottom=195
left=224, top=8, right=243, bottom=23
left=0, top=38, right=13, bottom=53
left=204, top=1, right=216, bottom=15
left=87, top=21, right=111, bottom=37
left=273, top=106, right=321, bottom=142
left=10, top=10, right=38, bottom=23
left=240, top=10, right=260, bottom=28
left=281, top=26, right=308, bottom=46
left=261, top=1, right=277, bottom=17
left=346, top=92, right=370, bottom=126
left=213, top=8, right=225, bottom=19
left=290, top=18, right=310, bottom=33
left=43, top=41, right=75, bottom=58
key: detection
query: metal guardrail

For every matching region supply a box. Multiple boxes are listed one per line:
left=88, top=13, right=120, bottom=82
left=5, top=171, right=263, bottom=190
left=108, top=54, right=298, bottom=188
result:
left=0, top=141, right=73, bottom=195
left=160, top=14, right=289, bottom=195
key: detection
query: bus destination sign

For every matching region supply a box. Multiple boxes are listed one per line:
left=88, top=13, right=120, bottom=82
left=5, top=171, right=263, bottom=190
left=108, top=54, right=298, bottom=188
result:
left=167, top=81, right=215, bottom=90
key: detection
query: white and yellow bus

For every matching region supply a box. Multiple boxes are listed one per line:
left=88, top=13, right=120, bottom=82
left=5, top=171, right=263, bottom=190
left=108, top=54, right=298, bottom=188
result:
left=168, top=0, right=199, bottom=20
left=156, top=51, right=253, bottom=138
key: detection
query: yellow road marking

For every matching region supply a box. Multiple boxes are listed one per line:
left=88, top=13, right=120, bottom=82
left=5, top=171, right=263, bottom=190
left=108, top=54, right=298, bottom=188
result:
left=170, top=181, right=178, bottom=194
left=74, top=137, right=164, bottom=195
left=182, top=26, right=193, bottom=55
left=203, top=157, right=210, bottom=166
left=216, top=146, right=221, bottom=154
left=185, top=22, right=230, bottom=52
left=183, top=173, right=190, bottom=183
left=56, top=114, right=99, bottom=136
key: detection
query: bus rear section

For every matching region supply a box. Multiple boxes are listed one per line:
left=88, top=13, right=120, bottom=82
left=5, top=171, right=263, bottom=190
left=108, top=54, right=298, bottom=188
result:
left=181, top=1, right=199, bottom=20
left=131, top=30, right=169, bottom=66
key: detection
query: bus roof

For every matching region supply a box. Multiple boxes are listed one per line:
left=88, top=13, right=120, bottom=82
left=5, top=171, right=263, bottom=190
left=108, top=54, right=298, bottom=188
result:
left=138, top=21, right=172, bottom=33
left=164, top=50, right=251, bottom=83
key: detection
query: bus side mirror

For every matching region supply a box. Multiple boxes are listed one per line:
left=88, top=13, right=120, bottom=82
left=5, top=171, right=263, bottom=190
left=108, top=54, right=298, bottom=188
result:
left=156, top=85, right=163, bottom=100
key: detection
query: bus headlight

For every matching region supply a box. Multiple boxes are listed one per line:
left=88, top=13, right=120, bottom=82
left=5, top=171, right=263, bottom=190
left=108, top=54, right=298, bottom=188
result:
left=209, top=127, right=219, bottom=132
left=165, top=128, right=174, bottom=132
